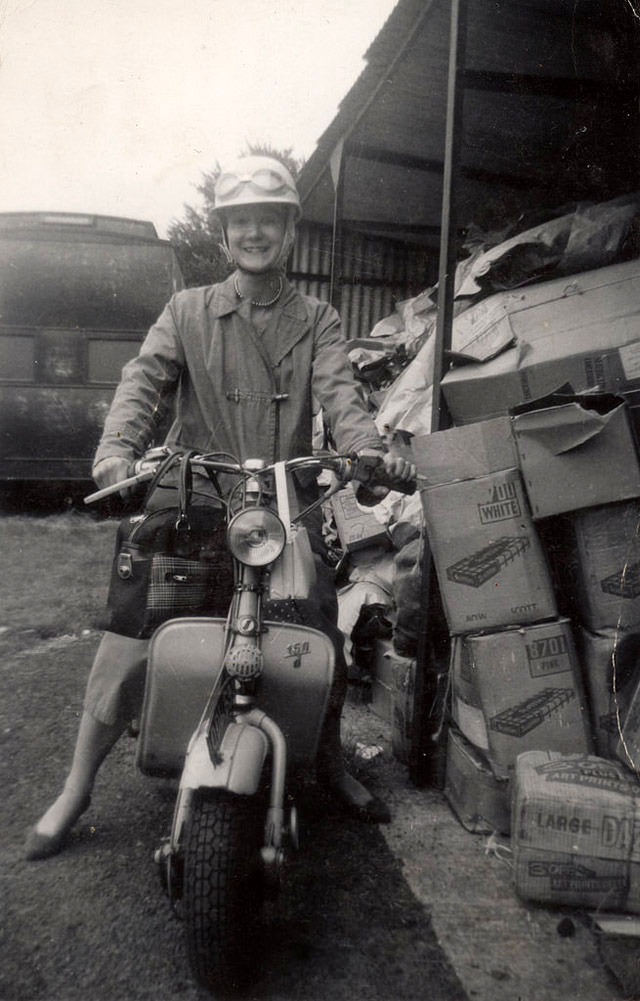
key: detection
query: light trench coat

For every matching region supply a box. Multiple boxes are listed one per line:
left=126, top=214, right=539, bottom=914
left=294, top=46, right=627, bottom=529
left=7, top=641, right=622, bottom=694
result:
left=94, top=273, right=384, bottom=474
left=86, top=274, right=378, bottom=727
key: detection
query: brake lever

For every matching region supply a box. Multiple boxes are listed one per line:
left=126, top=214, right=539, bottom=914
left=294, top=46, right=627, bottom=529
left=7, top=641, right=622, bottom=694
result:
left=291, top=478, right=346, bottom=525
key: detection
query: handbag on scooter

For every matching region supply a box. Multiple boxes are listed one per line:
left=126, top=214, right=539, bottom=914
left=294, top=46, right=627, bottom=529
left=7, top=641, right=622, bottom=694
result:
left=102, top=452, right=233, bottom=639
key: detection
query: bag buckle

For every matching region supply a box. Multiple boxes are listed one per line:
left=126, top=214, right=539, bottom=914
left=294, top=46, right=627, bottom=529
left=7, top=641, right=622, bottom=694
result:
left=175, top=512, right=190, bottom=533
left=117, top=551, right=134, bottom=580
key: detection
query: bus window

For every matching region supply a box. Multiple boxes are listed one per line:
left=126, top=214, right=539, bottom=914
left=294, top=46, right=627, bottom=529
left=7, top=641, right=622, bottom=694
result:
left=0, top=212, right=184, bottom=482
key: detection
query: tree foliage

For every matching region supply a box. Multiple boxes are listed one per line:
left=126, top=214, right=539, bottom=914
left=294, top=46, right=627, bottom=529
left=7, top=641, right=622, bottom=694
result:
left=168, top=144, right=305, bottom=288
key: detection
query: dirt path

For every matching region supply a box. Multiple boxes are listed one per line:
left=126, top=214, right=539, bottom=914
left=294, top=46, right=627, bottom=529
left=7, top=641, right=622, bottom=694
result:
left=1, top=512, right=627, bottom=1001
left=1, top=515, right=466, bottom=1001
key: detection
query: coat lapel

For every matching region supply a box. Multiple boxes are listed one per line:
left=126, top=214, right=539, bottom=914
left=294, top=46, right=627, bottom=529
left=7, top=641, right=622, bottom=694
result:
left=261, top=284, right=311, bottom=366
left=206, top=275, right=311, bottom=369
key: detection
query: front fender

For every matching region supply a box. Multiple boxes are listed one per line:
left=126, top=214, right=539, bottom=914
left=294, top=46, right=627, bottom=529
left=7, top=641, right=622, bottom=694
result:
left=179, top=722, right=269, bottom=795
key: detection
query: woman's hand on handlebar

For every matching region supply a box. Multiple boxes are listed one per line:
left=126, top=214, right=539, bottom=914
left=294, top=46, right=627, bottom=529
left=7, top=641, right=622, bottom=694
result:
left=92, top=456, right=134, bottom=498
left=84, top=448, right=171, bottom=505
left=355, top=449, right=416, bottom=504
left=381, top=451, right=416, bottom=485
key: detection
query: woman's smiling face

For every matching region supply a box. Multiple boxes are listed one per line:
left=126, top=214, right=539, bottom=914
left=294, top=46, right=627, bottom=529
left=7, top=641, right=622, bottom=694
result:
left=225, top=203, right=287, bottom=273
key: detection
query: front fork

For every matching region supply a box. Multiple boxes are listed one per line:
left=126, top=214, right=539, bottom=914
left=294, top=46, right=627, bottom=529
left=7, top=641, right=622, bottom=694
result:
left=155, top=709, right=293, bottom=899
left=156, top=521, right=297, bottom=895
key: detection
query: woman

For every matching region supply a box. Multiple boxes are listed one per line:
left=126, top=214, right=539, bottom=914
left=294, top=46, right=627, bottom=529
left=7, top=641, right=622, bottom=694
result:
left=25, top=155, right=414, bottom=860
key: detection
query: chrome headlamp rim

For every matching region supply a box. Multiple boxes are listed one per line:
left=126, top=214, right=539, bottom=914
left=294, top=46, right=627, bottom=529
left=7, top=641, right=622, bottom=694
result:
left=227, top=507, right=286, bottom=566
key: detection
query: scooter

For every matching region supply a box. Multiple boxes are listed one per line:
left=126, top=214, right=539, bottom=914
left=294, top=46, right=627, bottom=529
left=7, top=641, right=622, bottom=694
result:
left=86, top=449, right=414, bottom=995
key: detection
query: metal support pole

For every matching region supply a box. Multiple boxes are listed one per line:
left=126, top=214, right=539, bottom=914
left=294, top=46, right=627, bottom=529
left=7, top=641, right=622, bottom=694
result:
left=329, top=139, right=345, bottom=313
left=409, top=0, right=468, bottom=787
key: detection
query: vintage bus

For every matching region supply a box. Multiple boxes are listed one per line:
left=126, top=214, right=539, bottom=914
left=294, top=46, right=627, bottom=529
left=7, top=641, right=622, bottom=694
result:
left=0, top=211, right=184, bottom=484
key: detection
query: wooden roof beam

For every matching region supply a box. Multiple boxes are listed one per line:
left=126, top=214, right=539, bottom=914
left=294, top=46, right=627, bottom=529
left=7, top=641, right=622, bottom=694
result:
left=342, top=217, right=443, bottom=237
left=344, top=141, right=547, bottom=190
left=464, top=69, right=629, bottom=100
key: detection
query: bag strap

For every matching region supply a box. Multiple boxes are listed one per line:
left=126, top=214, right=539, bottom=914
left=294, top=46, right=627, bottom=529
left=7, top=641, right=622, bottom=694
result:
left=142, top=450, right=182, bottom=508
left=176, top=450, right=199, bottom=532
left=125, top=450, right=199, bottom=544
left=274, top=460, right=292, bottom=543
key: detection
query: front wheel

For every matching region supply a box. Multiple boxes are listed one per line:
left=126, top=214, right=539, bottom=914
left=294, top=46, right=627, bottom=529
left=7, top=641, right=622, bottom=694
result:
left=183, top=790, right=265, bottom=995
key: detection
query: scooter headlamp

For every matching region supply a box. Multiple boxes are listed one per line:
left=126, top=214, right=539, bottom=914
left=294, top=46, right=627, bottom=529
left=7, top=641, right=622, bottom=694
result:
left=227, top=508, right=286, bottom=566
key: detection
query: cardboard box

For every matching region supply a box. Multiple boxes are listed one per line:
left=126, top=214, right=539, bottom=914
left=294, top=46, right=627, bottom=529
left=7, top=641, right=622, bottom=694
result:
left=451, top=257, right=640, bottom=365
left=331, top=482, right=390, bottom=552
left=421, top=468, right=557, bottom=634
left=444, top=726, right=511, bottom=835
left=441, top=257, right=640, bottom=424
left=554, top=502, right=640, bottom=632
left=369, top=641, right=418, bottom=762
left=513, top=401, right=640, bottom=519
left=411, top=416, right=518, bottom=485
left=512, top=750, right=640, bottom=913
left=450, top=636, right=489, bottom=752
left=466, top=620, right=592, bottom=779
left=615, top=664, right=640, bottom=772
left=578, top=626, right=640, bottom=759
left=390, top=655, right=416, bottom=764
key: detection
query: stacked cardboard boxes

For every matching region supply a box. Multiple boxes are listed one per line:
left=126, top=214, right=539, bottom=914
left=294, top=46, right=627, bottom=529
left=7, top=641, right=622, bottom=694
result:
left=412, top=416, right=594, bottom=835
left=412, top=397, right=640, bottom=878
left=541, top=498, right=640, bottom=758
left=361, top=248, right=640, bottom=917
left=511, top=400, right=640, bottom=789
left=440, top=258, right=640, bottom=426
left=512, top=403, right=640, bottom=913
left=374, top=255, right=640, bottom=914
left=413, top=417, right=558, bottom=635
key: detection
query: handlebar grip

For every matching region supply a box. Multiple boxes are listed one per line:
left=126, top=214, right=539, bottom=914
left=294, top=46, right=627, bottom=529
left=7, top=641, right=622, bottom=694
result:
left=83, top=469, right=155, bottom=505
left=351, top=454, right=416, bottom=497
left=372, top=472, right=418, bottom=496
left=372, top=472, right=417, bottom=496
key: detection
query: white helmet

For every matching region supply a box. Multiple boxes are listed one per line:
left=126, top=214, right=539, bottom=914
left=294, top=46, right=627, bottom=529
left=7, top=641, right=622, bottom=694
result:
left=214, top=155, right=301, bottom=220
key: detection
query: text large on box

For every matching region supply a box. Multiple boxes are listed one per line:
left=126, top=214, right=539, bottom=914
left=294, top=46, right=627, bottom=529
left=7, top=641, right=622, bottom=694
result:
left=513, top=751, right=640, bottom=913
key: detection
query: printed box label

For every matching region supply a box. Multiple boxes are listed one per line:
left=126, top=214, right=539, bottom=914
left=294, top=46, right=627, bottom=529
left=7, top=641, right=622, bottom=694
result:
left=526, top=633, right=570, bottom=678
left=477, top=480, right=522, bottom=523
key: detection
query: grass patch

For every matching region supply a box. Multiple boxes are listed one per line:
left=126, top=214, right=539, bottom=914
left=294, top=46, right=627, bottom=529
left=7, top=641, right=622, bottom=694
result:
left=0, top=512, right=117, bottom=637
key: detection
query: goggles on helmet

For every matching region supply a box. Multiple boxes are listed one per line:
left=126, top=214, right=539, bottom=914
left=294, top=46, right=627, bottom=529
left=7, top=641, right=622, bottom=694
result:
left=214, top=155, right=301, bottom=220
left=216, top=167, right=297, bottom=200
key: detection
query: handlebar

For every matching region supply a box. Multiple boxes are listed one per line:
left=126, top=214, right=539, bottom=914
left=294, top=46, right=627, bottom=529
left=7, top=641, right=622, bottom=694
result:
left=84, top=450, right=416, bottom=505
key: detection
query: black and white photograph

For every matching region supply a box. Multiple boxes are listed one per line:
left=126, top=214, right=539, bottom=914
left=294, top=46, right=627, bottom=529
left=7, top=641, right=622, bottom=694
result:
left=2, top=2, right=640, bottom=999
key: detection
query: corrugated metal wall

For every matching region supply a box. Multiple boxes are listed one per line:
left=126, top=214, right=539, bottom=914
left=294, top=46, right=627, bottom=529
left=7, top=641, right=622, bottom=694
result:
left=290, top=222, right=437, bottom=339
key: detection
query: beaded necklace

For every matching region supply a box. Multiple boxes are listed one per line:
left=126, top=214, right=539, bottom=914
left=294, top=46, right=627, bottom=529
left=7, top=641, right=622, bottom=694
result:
left=233, top=274, right=283, bottom=308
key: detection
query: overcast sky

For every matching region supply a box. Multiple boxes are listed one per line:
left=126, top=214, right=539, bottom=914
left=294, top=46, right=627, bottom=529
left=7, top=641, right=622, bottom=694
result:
left=0, top=0, right=397, bottom=237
